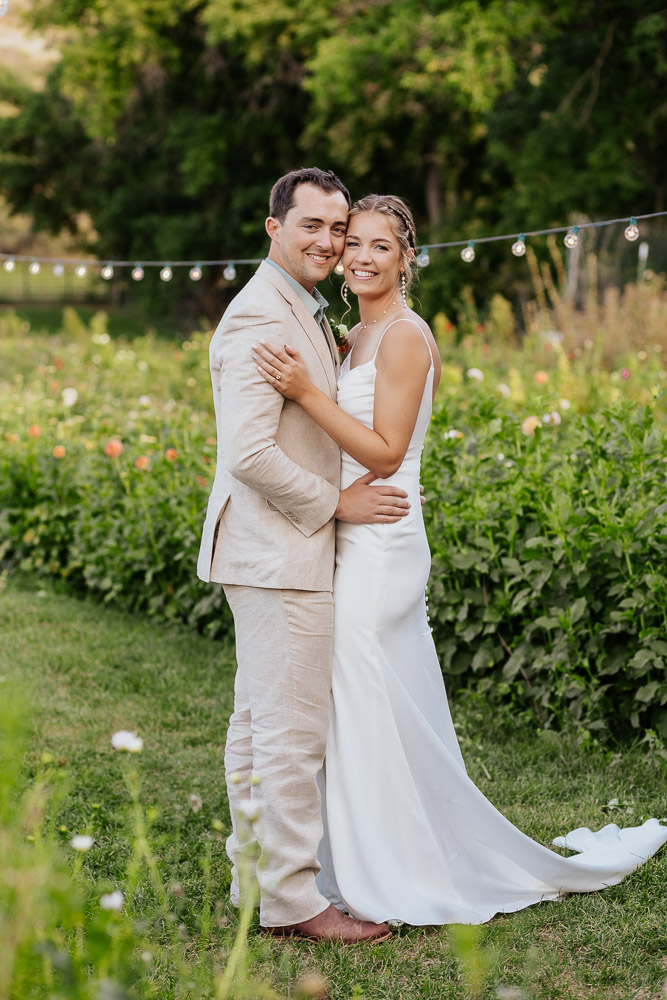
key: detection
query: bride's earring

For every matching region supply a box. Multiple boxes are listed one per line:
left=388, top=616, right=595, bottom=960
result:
left=399, top=271, right=407, bottom=307
left=341, top=281, right=350, bottom=308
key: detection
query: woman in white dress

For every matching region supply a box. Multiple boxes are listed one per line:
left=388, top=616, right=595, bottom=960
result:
left=252, top=195, right=667, bottom=926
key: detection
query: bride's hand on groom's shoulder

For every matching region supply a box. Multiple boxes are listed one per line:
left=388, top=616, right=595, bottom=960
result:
left=252, top=341, right=310, bottom=402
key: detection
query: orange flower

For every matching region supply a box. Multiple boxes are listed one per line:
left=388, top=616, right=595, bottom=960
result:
left=165, top=448, right=178, bottom=462
left=5, top=432, right=18, bottom=445
left=104, top=438, right=123, bottom=458
left=534, top=370, right=549, bottom=385
left=28, top=424, right=41, bottom=438
left=134, top=455, right=150, bottom=470
left=195, top=475, right=209, bottom=488
left=521, top=415, right=542, bottom=436
left=53, top=445, right=66, bottom=459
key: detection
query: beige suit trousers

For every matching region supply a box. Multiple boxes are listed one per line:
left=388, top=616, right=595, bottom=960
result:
left=223, top=584, right=334, bottom=927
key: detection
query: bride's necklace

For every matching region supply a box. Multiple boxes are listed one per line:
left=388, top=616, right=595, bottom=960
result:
left=358, top=300, right=398, bottom=332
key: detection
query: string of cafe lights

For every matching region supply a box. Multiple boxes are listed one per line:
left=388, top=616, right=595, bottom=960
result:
left=1, top=211, right=666, bottom=282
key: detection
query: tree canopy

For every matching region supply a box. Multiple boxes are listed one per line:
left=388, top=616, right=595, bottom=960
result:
left=1, top=0, right=665, bottom=316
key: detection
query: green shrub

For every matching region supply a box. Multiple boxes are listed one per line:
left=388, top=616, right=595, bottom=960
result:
left=2, top=307, right=667, bottom=739
left=424, top=394, right=667, bottom=741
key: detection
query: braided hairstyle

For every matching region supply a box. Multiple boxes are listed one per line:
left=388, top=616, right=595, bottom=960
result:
left=347, top=194, right=417, bottom=293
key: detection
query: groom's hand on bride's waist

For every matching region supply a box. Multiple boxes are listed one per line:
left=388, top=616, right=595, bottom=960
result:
left=335, top=471, right=410, bottom=524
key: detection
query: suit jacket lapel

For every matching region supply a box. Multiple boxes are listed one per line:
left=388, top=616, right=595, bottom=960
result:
left=258, top=262, right=338, bottom=397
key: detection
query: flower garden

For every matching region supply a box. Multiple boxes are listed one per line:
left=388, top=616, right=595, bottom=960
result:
left=2, top=267, right=667, bottom=742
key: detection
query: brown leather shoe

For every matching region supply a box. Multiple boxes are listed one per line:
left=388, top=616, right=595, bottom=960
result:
left=261, top=904, right=392, bottom=944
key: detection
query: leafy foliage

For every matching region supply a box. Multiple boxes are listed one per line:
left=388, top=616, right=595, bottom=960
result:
left=0, top=0, right=666, bottom=316
left=424, top=396, right=667, bottom=742
left=2, top=305, right=667, bottom=741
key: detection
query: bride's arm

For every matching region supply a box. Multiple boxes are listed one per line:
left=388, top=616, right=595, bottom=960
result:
left=253, top=322, right=431, bottom=479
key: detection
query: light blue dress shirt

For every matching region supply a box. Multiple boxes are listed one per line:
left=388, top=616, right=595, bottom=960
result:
left=265, top=258, right=330, bottom=333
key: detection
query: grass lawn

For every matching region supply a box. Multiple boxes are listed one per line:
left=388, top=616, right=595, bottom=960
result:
left=1, top=573, right=666, bottom=1000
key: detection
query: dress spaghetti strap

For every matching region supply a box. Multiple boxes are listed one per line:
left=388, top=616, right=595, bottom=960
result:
left=371, top=317, right=434, bottom=367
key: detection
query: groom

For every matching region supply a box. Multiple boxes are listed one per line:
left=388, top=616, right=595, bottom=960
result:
left=197, top=168, right=409, bottom=943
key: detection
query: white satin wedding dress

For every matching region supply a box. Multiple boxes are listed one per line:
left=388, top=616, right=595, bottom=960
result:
left=316, top=319, right=667, bottom=925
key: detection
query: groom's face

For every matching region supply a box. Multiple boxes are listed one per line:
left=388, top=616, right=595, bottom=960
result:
left=266, top=183, right=349, bottom=292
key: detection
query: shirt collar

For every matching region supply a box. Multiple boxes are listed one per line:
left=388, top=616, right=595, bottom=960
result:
left=265, top=258, right=329, bottom=325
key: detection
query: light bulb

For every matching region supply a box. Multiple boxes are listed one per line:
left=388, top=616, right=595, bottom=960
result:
left=101, top=264, right=114, bottom=280
left=189, top=264, right=202, bottom=281
left=460, top=241, right=475, bottom=263
left=3, top=258, right=16, bottom=272
left=511, top=235, right=526, bottom=257
left=53, top=262, right=64, bottom=277
left=624, top=217, right=639, bottom=242
left=416, top=250, right=430, bottom=268
left=564, top=227, right=579, bottom=249
left=160, top=266, right=173, bottom=282
left=223, top=263, right=237, bottom=281
left=132, top=265, right=144, bottom=281
left=75, top=264, right=87, bottom=278
left=29, top=260, right=41, bottom=275
left=334, top=262, right=345, bottom=275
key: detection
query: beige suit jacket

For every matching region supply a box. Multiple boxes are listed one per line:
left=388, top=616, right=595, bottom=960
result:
left=197, top=261, right=341, bottom=591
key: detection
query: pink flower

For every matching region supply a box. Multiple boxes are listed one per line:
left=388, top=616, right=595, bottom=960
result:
left=104, top=438, right=123, bottom=458
left=521, top=415, right=542, bottom=436
left=620, top=368, right=631, bottom=379
left=534, top=370, right=549, bottom=385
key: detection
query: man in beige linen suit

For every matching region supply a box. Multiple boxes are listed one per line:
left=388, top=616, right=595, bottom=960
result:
left=197, top=168, right=409, bottom=943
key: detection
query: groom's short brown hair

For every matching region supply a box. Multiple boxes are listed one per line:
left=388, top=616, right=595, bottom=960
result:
left=269, top=168, right=351, bottom=222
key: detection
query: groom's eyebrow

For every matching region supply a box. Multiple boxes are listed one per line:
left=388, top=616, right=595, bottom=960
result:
left=299, top=216, right=348, bottom=227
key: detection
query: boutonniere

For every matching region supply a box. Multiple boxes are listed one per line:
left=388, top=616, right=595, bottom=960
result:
left=330, top=321, right=351, bottom=362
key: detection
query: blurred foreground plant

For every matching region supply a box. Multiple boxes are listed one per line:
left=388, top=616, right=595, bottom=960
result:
left=0, top=685, right=284, bottom=999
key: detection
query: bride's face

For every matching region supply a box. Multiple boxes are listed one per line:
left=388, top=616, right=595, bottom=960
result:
left=343, top=212, right=402, bottom=299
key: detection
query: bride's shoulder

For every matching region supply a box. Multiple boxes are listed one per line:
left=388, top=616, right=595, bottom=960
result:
left=382, top=312, right=433, bottom=350
left=379, top=313, right=440, bottom=376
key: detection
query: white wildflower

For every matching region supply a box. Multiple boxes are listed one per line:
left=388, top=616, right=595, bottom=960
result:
left=61, top=387, right=78, bottom=407
left=443, top=429, right=464, bottom=440
left=92, top=332, right=110, bottom=345
left=71, top=834, right=93, bottom=852
left=559, top=398, right=571, bottom=410
left=111, top=730, right=144, bottom=753
left=138, top=395, right=151, bottom=406
left=99, top=890, right=124, bottom=911
left=237, top=800, right=262, bottom=823
left=188, top=793, right=203, bottom=813
left=466, top=367, right=484, bottom=381
left=498, top=383, right=511, bottom=397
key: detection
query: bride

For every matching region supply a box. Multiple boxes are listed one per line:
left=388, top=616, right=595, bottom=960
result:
left=252, top=194, right=667, bottom=925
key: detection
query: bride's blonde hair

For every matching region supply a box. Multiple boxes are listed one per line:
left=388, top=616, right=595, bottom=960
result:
left=348, top=195, right=418, bottom=293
